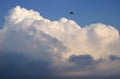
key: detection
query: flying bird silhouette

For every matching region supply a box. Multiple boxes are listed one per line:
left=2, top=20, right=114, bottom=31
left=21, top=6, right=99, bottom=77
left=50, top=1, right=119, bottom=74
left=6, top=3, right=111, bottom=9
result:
left=69, top=12, right=74, bottom=14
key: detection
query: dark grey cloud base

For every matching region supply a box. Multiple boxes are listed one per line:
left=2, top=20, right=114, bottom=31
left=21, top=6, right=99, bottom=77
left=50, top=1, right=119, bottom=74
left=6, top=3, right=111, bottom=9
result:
left=0, top=52, right=120, bottom=79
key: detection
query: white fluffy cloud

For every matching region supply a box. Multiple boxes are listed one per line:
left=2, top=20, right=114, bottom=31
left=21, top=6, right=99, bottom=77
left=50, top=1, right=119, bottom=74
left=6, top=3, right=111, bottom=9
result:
left=0, top=6, right=120, bottom=78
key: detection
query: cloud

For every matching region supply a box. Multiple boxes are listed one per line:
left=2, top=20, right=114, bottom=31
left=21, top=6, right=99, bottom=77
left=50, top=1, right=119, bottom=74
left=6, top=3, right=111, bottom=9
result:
left=0, top=6, right=120, bottom=79
left=109, top=55, right=120, bottom=61
left=68, top=54, right=94, bottom=66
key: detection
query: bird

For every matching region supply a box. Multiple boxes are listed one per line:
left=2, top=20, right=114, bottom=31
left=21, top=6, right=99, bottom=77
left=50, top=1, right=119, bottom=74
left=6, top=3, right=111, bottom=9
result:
left=69, top=11, right=74, bottom=14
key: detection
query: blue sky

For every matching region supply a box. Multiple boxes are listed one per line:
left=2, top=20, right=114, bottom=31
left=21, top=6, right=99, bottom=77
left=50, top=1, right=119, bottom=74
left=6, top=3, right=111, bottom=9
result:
left=0, top=0, right=120, bottom=30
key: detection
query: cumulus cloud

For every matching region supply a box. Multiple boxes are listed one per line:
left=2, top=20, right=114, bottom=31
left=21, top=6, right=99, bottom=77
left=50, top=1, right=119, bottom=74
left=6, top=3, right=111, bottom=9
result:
left=0, top=6, right=120, bottom=79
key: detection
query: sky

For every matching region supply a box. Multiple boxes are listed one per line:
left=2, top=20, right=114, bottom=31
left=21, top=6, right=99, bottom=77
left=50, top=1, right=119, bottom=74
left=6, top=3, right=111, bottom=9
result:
left=0, top=0, right=120, bottom=79
left=0, top=0, right=120, bottom=30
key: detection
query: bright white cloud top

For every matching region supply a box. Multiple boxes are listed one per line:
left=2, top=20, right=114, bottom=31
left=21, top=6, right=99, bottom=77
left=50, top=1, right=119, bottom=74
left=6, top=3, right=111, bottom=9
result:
left=0, top=6, right=120, bottom=78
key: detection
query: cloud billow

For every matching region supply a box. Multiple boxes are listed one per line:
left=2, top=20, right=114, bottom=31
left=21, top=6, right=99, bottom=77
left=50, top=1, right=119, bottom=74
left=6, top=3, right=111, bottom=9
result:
left=0, top=6, right=120, bottom=79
